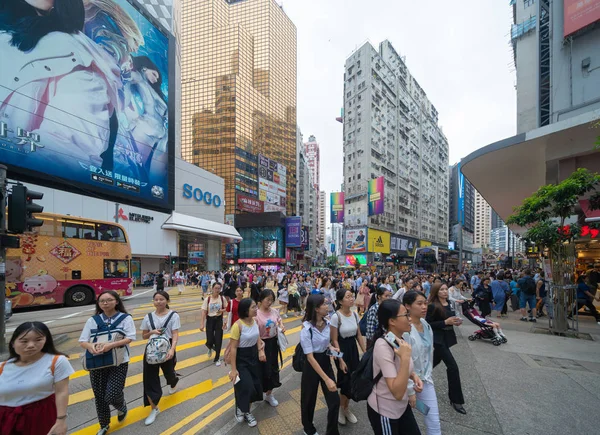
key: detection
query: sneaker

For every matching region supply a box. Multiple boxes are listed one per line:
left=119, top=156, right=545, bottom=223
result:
left=235, top=407, right=244, bottom=423
left=215, top=359, right=222, bottom=367
left=207, top=348, right=213, bottom=359
left=96, top=427, right=109, bottom=435
left=338, top=410, right=347, bottom=425
left=245, top=412, right=257, bottom=427
left=529, top=317, right=537, bottom=323
left=144, top=408, right=160, bottom=426
left=168, top=384, right=177, bottom=395
left=282, top=314, right=288, bottom=319
left=303, top=432, right=319, bottom=435
left=344, top=407, right=358, bottom=424
left=117, top=409, right=127, bottom=422
left=520, top=317, right=528, bottom=322
left=264, top=393, right=279, bottom=407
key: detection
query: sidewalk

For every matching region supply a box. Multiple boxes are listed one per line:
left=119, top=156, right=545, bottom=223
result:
left=208, top=316, right=600, bottom=435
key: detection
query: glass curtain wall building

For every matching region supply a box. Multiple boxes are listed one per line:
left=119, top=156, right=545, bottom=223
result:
left=180, top=0, right=297, bottom=216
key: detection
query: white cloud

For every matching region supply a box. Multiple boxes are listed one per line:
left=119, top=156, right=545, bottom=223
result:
left=282, top=0, right=516, bottom=196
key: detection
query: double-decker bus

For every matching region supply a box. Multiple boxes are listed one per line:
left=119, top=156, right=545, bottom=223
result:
left=414, top=246, right=439, bottom=274
left=5, top=213, right=133, bottom=309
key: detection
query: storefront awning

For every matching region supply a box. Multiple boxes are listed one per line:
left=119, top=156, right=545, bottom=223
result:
left=162, top=212, right=242, bottom=242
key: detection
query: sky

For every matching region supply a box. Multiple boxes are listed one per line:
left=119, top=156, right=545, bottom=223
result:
left=282, top=0, right=517, bottom=202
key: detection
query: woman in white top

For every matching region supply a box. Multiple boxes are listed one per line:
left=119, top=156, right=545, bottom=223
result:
left=0, top=322, right=74, bottom=435
left=448, top=280, right=469, bottom=316
left=141, top=291, right=181, bottom=425
left=300, top=294, right=342, bottom=435
left=79, top=290, right=136, bottom=435
left=331, top=289, right=366, bottom=426
left=278, top=277, right=290, bottom=318
left=174, top=270, right=185, bottom=294
left=229, top=298, right=266, bottom=428
left=403, top=291, right=441, bottom=435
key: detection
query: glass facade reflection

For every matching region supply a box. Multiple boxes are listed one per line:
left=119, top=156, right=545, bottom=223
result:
left=238, top=227, right=284, bottom=258
left=181, top=0, right=297, bottom=216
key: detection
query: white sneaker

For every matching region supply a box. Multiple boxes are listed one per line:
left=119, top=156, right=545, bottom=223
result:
left=144, top=408, right=159, bottom=426
left=264, top=393, right=279, bottom=407
left=245, top=412, right=257, bottom=427
left=338, top=410, right=346, bottom=425
left=282, top=314, right=288, bottom=319
left=96, top=427, right=109, bottom=435
left=344, top=407, right=358, bottom=424
left=207, top=348, right=213, bottom=359
left=168, top=385, right=177, bottom=395
left=235, top=407, right=244, bottom=423
left=215, top=360, right=222, bottom=367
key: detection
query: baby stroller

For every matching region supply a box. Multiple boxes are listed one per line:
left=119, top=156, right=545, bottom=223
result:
left=462, top=301, right=507, bottom=346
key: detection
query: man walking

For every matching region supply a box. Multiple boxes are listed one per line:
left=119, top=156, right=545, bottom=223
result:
left=518, top=269, right=537, bottom=322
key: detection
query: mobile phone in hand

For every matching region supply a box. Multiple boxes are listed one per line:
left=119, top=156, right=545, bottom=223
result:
left=384, top=331, right=400, bottom=349
left=415, top=399, right=430, bottom=415
left=326, top=349, right=344, bottom=358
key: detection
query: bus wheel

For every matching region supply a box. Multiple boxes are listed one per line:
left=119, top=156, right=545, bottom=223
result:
left=65, top=286, right=94, bottom=307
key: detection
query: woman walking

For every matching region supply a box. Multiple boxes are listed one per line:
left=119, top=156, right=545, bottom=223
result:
left=0, top=322, right=74, bottom=435
left=257, top=289, right=284, bottom=407
left=226, top=286, right=245, bottom=329
left=426, top=283, right=466, bottom=414
left=356, top=280, right=370, bottom=315
left=200, top=282, right=228, bottom=366
left=278, top=277, right=290, bottom=318
left=403, top=291, right=441, bottom=435
left=331, top=289, right=365, bottom=425
left=300, top=294, right=341, bottom=435
left=141, top=291, right=180, bottom=425
left=367, top=299, right=422, bottom=435
left=79, top=291, right=136, bottom=435
left=229, top=298, right=267, bottom=427
left=474, top=277, right=493, bottom=318
left=364, top=286, right=393, bottom=348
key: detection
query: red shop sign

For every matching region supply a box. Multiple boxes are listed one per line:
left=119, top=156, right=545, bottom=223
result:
left=237, top=194, right=264, bottom=213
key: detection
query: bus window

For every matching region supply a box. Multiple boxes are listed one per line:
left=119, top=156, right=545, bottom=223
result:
left=97, top=224, right=126, bottom=243
left=104, top=260, right=129, bottom=278
left=63, top=220, right=83, bottom=238
left=38, top=216, right=58, bottom=237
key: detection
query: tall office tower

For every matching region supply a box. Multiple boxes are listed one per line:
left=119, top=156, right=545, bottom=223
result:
left=473, top=190, right=492, bottom=249
left=342, top=40, right=449, bottom=245
left=318, top=191, right=326, bottom=245
left=449, top=163, right=475, bottom=263
left=491, top=209, right=504, bottom=230
left=304, top=135, right=321, bottom=189
left=180, top=0, right=297, bottom=216
left=297, top=129, right=318, bottom=258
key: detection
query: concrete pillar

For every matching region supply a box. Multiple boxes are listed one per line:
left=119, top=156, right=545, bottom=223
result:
left=206, top=239, right=221, bottom=271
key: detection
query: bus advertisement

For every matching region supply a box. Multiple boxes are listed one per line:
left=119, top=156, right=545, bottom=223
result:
left=5, top=214, right=133, bottom=309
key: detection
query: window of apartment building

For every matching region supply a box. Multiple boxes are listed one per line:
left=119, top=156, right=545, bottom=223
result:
left=524, top=0, right=535, bottom=7
left=357, top=173, right=361, bottom=179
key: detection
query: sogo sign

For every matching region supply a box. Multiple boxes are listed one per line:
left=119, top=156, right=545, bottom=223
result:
left=182, top=183, right=222, bottom=208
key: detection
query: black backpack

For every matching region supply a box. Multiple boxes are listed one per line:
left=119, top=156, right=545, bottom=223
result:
left=292, top=327, right=312, bottom=372
left=350, top=339, right=393, bottom=402
left=521, top=277, right=536, bottom=295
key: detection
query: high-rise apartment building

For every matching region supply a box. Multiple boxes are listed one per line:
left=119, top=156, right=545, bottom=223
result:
left=304, top=135, right=321, bottom=189
left=473, top=191, right=491, bottom=249
left=180, top=0, right=297, bottom=216
left=296, top=129, right=318, bottom=259
left=343, top=40, right=449, bottom=245
left=449, top=163, right=475, bottom=263
left=318, top=191, right=326, bottom=246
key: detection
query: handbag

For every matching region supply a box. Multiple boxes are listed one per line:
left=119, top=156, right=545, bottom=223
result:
left=82, top=313, right=130, bottom=371
left=144, top=311, right=176, bottom=365
left=277, top=326, right=288, bottom=352
left=223, top=320, right=241, bottom=365
left=292, top=327, right=312, bottom=372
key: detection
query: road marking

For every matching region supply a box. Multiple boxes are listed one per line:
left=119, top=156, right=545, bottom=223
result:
left=123, top=289, right=155, bottom=300
left=70, top=349, right=295, bottom=435
left=7, top=319, right=55, bottom=333
left=58, top=308, right=95, bottom=319
left=68, top=325, right=302, bottom=405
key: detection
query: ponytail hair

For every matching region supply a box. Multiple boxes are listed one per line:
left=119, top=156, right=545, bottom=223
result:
left=334, top=288, right=349, bottom=311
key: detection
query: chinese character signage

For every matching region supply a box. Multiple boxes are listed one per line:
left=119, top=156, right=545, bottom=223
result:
left=236, top=194, right=264, bottom=213
left=564, top=0, right=600, bottom=37
left=301, top=226, right=310, bottom=251
left=258, top=154, right=286, bottom=213
left=330, top=192, right=345, bottom=223
left=285, top=217, right=302, bottom=248
left=368, top=177, right=384, bottom=216
left=50, top=241, right=81, bottom=264
left=345, top=228, right=367, bottom=253
left=0, top=0, right=172, bottom=210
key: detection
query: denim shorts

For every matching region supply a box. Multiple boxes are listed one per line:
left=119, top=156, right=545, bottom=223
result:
left=520, top=292, right=536, bottom=310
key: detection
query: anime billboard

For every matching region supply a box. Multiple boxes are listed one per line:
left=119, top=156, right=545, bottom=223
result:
left=0, top=0, right=172, bottom=209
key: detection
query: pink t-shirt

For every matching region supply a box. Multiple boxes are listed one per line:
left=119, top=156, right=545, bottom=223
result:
left=256, top=308, right=281, bottom=339
left=367, top=337, right=414, bottom=419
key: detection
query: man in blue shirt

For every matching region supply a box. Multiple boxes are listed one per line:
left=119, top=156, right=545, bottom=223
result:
left=576, top=274, right=600, bottom=324
left=423, top=275, right=433, bottom=297
left=470, top=271, right=483, bottom=292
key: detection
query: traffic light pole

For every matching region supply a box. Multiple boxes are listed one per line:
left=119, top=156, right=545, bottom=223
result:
left=0, top=164, right=7, bottom=354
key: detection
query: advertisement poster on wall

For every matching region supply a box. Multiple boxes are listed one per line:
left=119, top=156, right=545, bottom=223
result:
left=330, top=192, right=345, bottom=223
left=237, top=194, right=264, bottom=213
left=258, top=154, right=286, bottom=213
left=368, top=177, right=385, bottom=216
left=345, top=228, right=367, bottom=253
left=285, top=217, right=302, bottom=247
left=301, top=226, right=310, bottom=251
left=368, top=229, right=391, bottom=253
left=564, top=0, right=600, bottom=36
left=0, top=0, right=172, bottom=209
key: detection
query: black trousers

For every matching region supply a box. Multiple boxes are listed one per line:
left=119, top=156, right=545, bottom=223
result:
left=367, top=404, right=421, bottom=435
left=234, top=346, right=263, bottom=413
left=433, top=343, right=464, bottom=405
left=261, top=337, right=281, bottom=392
left=143, top=350, right=178, bottom=407
left=206, top=315, right=224, bottom=362
left=576, top=298, right=600, bottom=321
left=301, top=352, right=340, bottom=435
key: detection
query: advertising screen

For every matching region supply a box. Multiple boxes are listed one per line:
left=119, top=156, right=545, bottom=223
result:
left=345, top=228, right=367, bottom=253
left=368, top=177, right=385, bottom=216
left=346, top=254, right=367, bottom=267
left=285, top=216, right=302, bottom=247
left=301, top=226, right=310, bottom=251
left=564, top=0, right=600, bottom=36
left=258, top=154, right=286, bottom=213
left=367, top=229, right=391, bottom=254
left=330, top=192, right=345, bottom=223
left=0, top=0, right=172, bottom=210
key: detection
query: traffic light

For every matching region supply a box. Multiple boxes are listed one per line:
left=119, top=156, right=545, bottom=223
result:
left=8, top=185, right=44, bottom=233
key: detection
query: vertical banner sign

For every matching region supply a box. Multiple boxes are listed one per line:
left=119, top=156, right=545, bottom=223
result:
left=330, top=192, right=345, bottom=223
left=285, top=217, right=302, bottom=247
left=368, top=177, right=385, bottom=216
left=301, top=226, right=310, bottom=251
left=458, top=163, right=465, bottom=225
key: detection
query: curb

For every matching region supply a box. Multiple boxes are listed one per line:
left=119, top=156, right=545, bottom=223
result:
left=53, top=333, right=70, bottom=346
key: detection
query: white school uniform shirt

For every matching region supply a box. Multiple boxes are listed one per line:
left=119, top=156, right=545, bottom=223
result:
left=140, top=310, right=181, bottom=339
left=0, top=354, right=74, bottom=407
left=78, top=312, right=137, bottom=363
left=300, top=321, right=331, bottom=354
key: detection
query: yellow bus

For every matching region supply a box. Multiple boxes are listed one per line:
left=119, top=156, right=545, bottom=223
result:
left=5, top=213, right=133, bottom=309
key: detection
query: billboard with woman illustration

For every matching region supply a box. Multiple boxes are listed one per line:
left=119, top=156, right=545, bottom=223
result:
left=0, top=0, right=173, bottom=209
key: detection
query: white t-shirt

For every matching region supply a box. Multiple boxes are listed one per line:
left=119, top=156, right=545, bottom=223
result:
left=140, top=311, right=181, bottom=339
left=330, top=311, right=359, bottom=338
left=0, top=354, right=74, bottom=407
left=78, top=313, right=137, bottom=363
